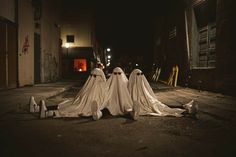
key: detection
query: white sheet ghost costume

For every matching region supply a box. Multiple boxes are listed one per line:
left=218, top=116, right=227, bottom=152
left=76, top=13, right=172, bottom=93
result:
left=57, top=68, right=106, bottom=118
left=128, top=69, right=186, bottom=117
left=102, top=67, right=133, bottom=116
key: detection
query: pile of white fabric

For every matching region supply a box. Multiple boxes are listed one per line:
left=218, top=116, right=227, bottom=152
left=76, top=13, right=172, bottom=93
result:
left=128, top=69, right=186, bottom=117
left=37, top=67, right=197, bottom=120
left=56, top=68, right=106, bottom=118
left=102, top=67, right=133, bottom=116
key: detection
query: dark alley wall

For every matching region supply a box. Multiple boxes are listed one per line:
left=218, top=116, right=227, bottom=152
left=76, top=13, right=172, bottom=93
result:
left=153, top=0, right=236, bottom=95
left=153, top=1, right=188, bottom=85
left=215, top=0, right=236, bottom=94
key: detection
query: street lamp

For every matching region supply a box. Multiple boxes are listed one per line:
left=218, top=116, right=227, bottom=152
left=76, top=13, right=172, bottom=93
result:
left=65, top=43, right=70, bottom=48
left=65, top=43, right=70, bottom=57
left=105, top=48, right=111, bottom=67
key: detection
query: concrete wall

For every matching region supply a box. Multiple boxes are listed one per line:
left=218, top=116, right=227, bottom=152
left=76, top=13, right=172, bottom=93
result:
left=18, top=0, right=34, bottom=86
left=60, top=6, right=94, bottom=48
left=18, top=0, right=61, bottom=85
left=215, top=0, right=236, bottom=94
left=0, top=0, right=15, bottom=22
left=61, top=21, right=92, bottom=48
left=40, top=0, right=61, bottom=82
left=185, top=7, right=199, bottom=68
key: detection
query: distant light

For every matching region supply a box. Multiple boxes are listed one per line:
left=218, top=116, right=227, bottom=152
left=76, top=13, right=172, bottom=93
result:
left=107, top=63, right=110, bottom=66
left=106, top=48, right=111, bottom=52
left=65, top=43, right=70, bottom=48
left=107, top=59, right=110, bottom=62
left=79, top=69, right=82, bottom=72
left=135, top=64, right=139, bottom=66
left=107, top=55, right=111, bottom=59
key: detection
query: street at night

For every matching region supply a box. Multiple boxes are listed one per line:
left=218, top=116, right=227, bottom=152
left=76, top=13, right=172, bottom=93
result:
left=1, top=81, right=236, bottom=157
left=1, top=0, right=236, bottom=157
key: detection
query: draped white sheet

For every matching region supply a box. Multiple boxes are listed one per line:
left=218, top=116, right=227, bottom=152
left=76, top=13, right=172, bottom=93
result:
left=128, top=69, right=185, bottom=117
left=102, top=67, right=133, bottom=116
left=57, top=68, right=107, bottom=117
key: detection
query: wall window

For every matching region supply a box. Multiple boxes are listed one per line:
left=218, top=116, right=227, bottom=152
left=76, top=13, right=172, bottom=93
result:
left=190, top=0, right=216, bottom=69
left=169, top=26, right=177, bottom=39
left=198, top=23, right=216, bottom=67
left=66, top=35, right=74, bottom=43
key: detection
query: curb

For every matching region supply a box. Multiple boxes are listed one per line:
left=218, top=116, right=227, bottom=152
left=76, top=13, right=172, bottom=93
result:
left=0, top=84, right=74, bottom=117
left=46, top=85, right=73, bottom=99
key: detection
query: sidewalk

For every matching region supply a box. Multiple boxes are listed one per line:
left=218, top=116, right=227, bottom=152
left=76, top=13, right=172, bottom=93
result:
left=0, top=80, right=171, bottom=117
left=0, top=81, right=78, bottom=116
left=149, top=81, right=178, bottom=91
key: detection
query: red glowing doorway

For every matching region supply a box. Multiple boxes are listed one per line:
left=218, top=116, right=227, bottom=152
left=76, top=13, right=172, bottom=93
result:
left=74, top=59, right=87, bottom=72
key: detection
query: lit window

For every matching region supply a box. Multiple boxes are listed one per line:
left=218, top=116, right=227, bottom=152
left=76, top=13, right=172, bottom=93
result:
left=189, top=0, right=216, bottom=68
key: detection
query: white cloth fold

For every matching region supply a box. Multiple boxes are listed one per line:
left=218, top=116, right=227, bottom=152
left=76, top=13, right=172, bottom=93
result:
left=128, top=69, right=185, bottom=117
left=102, top=67, right=133, bottom=116
left=57, top=68, right=107, bottom=117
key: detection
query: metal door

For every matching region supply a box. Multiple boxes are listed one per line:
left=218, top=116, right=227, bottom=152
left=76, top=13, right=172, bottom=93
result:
left=0, top=22, right=7, bottom=89
left=7, top=23, right=17, bottom=88
left=34, top=33, right=41, bottom=83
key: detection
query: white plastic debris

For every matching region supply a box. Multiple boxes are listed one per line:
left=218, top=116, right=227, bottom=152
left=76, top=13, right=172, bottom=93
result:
left=183, top=100, right=198, bottom=115
left=40, top=100, right=47, bottom=118
left=131, top=101, right=140, bottom=120
left=29, top=96, right=40, bottom=113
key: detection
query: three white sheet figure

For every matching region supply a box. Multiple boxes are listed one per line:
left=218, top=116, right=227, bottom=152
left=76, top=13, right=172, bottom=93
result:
left=128, top=69, right=186, bottom=117
left=102, top=67, right=133, bottom=116
left=57, top=68, right=106, bottom=118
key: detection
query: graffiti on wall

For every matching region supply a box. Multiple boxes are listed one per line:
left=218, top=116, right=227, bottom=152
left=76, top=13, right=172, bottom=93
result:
left=22, top=35, right=30, bottom=54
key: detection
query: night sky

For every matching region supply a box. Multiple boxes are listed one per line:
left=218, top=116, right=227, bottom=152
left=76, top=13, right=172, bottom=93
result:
left=94, top=1, right=157, bottom=62
left=62, top=0, right=179, bottom=65
left=93, top=1, right=179, bottom=64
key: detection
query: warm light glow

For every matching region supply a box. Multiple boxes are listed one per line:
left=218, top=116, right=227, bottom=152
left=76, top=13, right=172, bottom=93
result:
left=106, top=48, right=111, bottom=52
left=135, top=64, right=139, bottom=66
left=65, top=43, right=70, bottom=48
left=108, top=55, right=111, bottom=59
left=74, top=59, right=87, bottom=72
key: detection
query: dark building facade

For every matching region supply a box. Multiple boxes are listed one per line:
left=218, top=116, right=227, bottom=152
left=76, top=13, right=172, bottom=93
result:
left=61, top=47, right=95, bottom=79
left=153, top=0, right=236, bottom=95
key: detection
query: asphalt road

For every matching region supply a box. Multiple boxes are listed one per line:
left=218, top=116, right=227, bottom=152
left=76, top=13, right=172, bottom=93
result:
left=1, top=85, right=236, bottom=157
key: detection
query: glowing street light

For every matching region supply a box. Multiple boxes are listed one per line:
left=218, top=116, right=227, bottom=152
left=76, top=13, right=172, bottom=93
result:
left=107, top=55, right=111, bottom=59
left=65, top=43, right=70, bottom=48
left=106, top=48, right=111, bottom=52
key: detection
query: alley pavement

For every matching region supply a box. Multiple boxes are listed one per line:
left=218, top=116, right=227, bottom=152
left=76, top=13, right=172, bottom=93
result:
left=1, top=80, right=236, bottom=157
left=0, top=80, right=80, bottom=117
